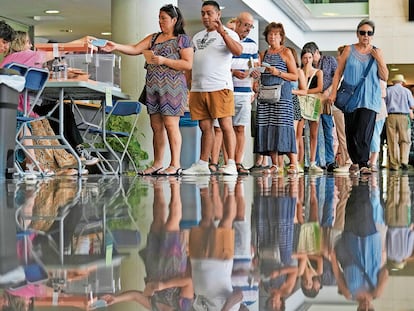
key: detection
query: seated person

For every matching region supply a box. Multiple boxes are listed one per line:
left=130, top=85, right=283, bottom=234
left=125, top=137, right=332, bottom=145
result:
left=0, top=30, right=98, bottom=169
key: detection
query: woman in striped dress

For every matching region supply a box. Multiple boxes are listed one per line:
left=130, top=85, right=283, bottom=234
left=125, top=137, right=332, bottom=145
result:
left=254, top=22, right=298, bottom=175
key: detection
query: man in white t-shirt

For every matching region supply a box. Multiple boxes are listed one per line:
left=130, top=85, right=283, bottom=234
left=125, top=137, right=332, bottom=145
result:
left=182, top=0, right=242, bottom=176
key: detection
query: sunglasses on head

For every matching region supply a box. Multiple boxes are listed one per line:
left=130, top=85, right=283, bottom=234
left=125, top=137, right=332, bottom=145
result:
left=358, top=30, right=374, bottom=36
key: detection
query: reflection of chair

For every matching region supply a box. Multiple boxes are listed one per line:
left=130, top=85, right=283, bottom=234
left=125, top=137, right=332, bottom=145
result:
left=84, top=100, right=142, bottom=175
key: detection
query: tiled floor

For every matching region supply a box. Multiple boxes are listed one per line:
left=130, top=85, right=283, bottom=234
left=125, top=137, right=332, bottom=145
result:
left=0, top=169, right=413, bottom=311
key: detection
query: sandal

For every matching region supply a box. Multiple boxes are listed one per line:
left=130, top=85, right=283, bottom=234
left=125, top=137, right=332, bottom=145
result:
left=236, top=163, right=249, bottom=175
left=287, top=164, right=298, bottom=175
left=138, top=166, right=163, bottom=176
left=209, top=163, right=219, bottom=174
left=265, top=164, right=280, bottom=175
left=158, top=166, right=183, bottom=176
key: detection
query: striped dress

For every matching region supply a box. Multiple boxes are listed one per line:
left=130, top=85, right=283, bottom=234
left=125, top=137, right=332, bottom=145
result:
left=254, top=50, right=296, bottom=155
left=145, top=34, right=191, bottom=116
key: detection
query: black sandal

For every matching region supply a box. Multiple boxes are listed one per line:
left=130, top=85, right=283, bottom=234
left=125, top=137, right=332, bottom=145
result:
left=236, top=163, right=249, bottom=175
left=138, top=166, right=163, bottom=176
left=209, top=163, right=219, bottom=174
left=158, top=166, right=182, bottom=176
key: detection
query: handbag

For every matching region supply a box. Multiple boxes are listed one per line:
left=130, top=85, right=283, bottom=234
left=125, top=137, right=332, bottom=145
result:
left=299, top=94, right=322, bottom=121
left=299, top=70, right=322, bottom=121
left=335, top=57, right=375, bottom=113
left=139, top=32, right=162, bottom=104
left=138, top=86, right=146, bottom=103
left=258, top=83, right=283, bottom=103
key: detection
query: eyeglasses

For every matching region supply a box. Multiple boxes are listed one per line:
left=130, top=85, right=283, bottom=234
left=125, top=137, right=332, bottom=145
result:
left=242, top=23, right=254, bottom=29
left=358, top=30, right=374, bottom=36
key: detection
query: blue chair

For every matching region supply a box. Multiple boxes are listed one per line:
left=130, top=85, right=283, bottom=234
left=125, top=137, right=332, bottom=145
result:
left=86, top=100, right=142, bottom=174
left=4, top=62, right=29, bottom=77
left=13, top=66, right=51, bottom=177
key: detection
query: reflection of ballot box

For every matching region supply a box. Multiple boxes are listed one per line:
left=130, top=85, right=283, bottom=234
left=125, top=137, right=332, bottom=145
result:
left=180, top=183, right=201, bottom=229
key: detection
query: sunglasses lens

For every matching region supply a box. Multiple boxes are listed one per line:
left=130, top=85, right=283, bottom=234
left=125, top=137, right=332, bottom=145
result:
left=359, top=30, right=374, bottom=36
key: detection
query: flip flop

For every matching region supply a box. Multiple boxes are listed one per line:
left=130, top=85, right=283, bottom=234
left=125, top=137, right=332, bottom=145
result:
left=158, top=166, right=182, bottom=176
left=138, top=166, right=163, bottom=176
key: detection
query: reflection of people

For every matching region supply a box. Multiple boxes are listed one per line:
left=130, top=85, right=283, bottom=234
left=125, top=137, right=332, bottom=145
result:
left=331, top=179, right=388, bottom=310
left=101, top=178, right=193, bottom=310
left=182, top=0, right=242, bottom=176
left=101, top=4, right=193, bottom=176
left=255, top=22, right=298, bottom=175
left=232, top=177, right=259, bottom=307
left=189, top=174, right=242, bottom=310
left=300, top=254, right=323, bottom=298
left=386, top=224, right=414, bottom=271
left=385, top=74, right=414, bottom=171
left=328, top=19, right=389, bottom=174
left=254, top=177, right=299, bottom=311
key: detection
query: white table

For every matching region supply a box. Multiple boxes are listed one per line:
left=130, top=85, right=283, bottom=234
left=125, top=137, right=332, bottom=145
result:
left=42, top=80, right=129, bottom=175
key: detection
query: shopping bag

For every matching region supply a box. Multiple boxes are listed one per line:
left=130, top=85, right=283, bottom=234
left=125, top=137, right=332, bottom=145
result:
left=298, top=94, right=322, bottom=121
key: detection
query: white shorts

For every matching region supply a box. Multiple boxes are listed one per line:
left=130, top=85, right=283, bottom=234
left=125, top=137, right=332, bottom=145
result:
left=232, top=94, right=251, bottom=126
left=213, top=94, right=251, bottom=128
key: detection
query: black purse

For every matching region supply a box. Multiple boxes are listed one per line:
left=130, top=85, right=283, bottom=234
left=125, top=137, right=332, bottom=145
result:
left=139, top=32, right=161, bottom=104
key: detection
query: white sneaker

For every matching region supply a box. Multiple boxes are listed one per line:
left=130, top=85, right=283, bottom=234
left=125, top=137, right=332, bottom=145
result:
left=220, top=162, right=238, bottom=175
left=182, top=162, right=211, bottom=175
left=309, top=163, right=324, bottom=174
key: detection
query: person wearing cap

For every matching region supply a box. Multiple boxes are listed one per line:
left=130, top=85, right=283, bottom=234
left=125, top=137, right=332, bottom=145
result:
left=385, top=73, right=414, bottom=171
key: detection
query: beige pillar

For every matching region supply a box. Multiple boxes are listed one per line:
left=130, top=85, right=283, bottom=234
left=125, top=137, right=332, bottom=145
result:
left=111, top=0, right=177, bottom=167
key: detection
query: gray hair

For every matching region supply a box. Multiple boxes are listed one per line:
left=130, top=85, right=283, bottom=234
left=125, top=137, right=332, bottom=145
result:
left=357, top=18, right=375, bottom=33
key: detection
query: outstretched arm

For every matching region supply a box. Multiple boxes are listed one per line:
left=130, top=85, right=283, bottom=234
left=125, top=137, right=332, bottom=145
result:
left=100, top=290, right=151, bottom=309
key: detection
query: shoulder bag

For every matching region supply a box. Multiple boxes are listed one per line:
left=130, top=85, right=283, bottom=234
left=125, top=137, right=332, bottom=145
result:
left=257, top=49, right=284, bottom=103
left=139, top=32, right=162, bottom=103
left=335, top=57, right=375, bottom=113
left=298, top=70, right=322, bottom=121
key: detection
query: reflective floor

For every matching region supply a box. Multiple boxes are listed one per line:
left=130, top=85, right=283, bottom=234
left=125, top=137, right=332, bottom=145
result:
left=0, top=170, right=414, bottom=311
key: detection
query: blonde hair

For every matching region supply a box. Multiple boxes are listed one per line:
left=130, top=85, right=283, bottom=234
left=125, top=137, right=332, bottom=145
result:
left=6, top=30, right=30, bottom=56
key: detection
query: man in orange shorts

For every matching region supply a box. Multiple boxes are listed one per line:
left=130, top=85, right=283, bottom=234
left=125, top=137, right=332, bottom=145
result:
left=182, top=0, right=242, bottom=175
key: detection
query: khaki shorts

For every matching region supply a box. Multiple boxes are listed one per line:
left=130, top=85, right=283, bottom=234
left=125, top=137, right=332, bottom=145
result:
left=189, top=89, right=235, bottom=120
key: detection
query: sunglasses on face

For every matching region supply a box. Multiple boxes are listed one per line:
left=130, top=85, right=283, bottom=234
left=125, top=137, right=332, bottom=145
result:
left=358, top=30, right=374, bottom=36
